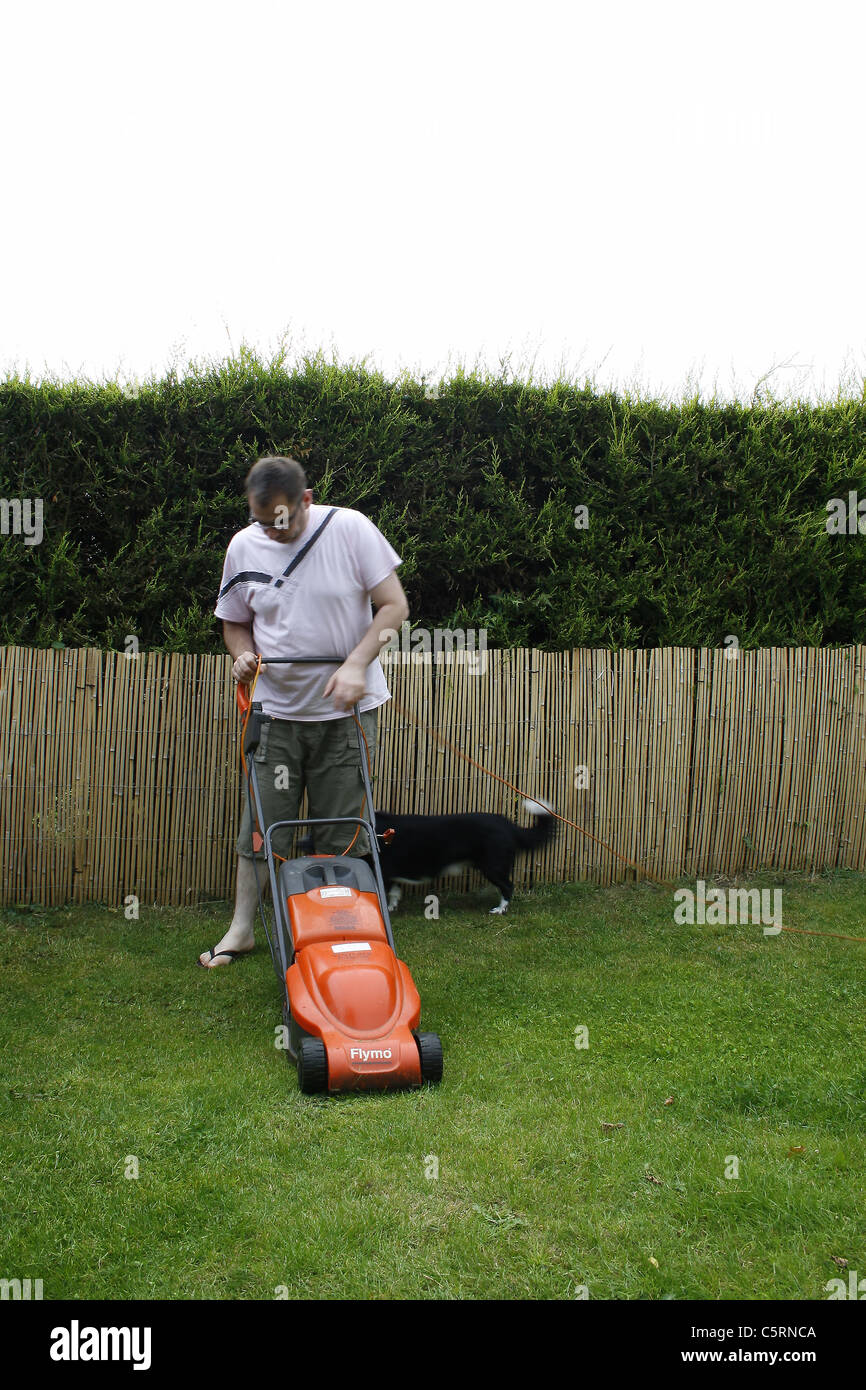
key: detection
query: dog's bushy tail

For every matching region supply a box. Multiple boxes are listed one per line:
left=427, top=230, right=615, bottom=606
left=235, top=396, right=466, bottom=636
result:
left=511, top=798, right=558, bottom=852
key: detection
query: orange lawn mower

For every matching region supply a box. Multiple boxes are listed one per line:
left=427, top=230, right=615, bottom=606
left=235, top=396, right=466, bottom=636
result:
left=237, top=656, right=442, bottom=1094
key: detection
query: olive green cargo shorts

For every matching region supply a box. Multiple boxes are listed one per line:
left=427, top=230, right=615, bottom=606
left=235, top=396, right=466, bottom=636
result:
left=237, top=710, right=378, bottom=860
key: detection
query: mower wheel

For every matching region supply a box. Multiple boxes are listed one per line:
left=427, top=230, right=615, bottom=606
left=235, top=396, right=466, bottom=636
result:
left=415, top=1032, right=443, bottom=1085
left=297, top=1037, right=328, bottom=1094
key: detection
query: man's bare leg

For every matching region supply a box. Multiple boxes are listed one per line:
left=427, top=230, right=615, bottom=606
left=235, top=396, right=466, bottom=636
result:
left=198, top=854, right=269, bottom=967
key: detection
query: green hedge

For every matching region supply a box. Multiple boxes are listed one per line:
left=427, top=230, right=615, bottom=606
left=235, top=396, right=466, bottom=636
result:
left=1, top=350, right=865, bottom=651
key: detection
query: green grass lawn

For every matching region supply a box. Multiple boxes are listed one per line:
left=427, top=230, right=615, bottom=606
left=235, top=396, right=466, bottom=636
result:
left=1, top=869, right=864, bottom=1301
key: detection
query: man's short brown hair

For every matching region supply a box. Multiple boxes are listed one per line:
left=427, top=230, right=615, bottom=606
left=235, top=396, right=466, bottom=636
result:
left=245, top=456, right=308, bottom=507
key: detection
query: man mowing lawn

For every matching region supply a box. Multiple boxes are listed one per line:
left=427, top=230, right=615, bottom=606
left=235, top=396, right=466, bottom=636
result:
left=198, top=454, right=408, bottom=968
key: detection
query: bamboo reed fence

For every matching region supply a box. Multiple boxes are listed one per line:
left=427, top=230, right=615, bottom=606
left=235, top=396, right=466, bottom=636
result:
left=2, top=644, right=865, bottom=907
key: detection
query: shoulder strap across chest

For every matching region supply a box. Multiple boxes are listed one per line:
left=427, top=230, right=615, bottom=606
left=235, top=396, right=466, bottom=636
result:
left=273, top=507, right=338, bottom=589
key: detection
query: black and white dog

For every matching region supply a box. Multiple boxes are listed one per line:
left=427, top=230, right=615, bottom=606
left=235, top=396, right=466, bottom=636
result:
left=370, top=799, right=556, bottom=915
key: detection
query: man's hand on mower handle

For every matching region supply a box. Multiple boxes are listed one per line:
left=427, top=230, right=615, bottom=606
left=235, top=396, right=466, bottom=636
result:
left=231, top=651, right=365, bottom=709
left=232, top=651, right=265, bottom=684
left=324, top=658, right=367, bottom=712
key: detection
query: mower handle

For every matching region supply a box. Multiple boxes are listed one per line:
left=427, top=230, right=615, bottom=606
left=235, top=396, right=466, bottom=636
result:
left=235, top=655, right=348, bottom=715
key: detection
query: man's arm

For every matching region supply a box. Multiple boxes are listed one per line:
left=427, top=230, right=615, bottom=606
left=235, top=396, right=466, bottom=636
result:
left=222, top=620, right=264, bottom=683
left=324, top=571, right=409, bottom=711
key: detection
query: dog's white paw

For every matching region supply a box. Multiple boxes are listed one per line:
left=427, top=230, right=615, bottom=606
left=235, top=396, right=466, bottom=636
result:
left=489, top=899, right=509, bottom=915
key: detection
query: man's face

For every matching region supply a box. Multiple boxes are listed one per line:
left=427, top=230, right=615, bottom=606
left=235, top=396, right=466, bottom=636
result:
left=247, top=490, right=312, bottom=544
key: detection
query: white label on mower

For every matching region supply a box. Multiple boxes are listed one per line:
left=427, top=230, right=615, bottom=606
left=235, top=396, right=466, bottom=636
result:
left=331, top=941, right=372, bottom=953
left=320, top=887, right=352, bottom=899
left=349, top=1046, right=394, bottom=1062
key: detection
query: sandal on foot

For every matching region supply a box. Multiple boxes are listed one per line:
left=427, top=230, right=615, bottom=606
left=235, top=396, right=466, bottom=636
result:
left=197, top=947, right=254, bottom=968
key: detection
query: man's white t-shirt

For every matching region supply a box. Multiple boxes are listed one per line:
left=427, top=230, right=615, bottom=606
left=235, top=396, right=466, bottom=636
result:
left=214, top=504, right=401, bottom=721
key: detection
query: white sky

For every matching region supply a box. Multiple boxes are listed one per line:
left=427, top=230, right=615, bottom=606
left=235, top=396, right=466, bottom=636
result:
left=2, top=0, right=864, bottom=403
